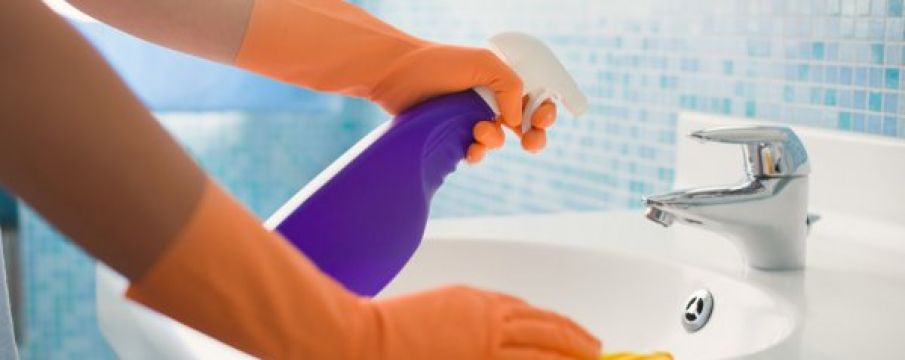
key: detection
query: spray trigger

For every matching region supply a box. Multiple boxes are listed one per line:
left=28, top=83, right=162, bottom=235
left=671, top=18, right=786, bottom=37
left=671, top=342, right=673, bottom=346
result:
left=474, top=32, right=588, bottom=133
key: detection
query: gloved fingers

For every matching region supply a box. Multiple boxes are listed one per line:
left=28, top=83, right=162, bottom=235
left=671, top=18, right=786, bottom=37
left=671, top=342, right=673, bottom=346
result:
left=502, top=316, right=602, bottom=359
left=520, top=128, right=547, bottom=152
left=467, top=118, right=505, bottom=164
left=474, top=50, right=524, bottom=130
left=503, top=98, right=555, bottom=149
left=520, top=99, right=555, bottom=152
left=470, top=97, right=556, bottom=162
left=470, top=121, right=544, bottom=159
left=503, top=319, right=601, bottom=359
left=466, top=143, right=487, bottom=164
left=497, top=347, right=581, bottom=360
left=505, top=306, right=600, bottom=349
left=531, top=101, right=557, bottom=129
left=473, top=120, right=505, bottom=149
left=517, top=97, right=557, bottom=129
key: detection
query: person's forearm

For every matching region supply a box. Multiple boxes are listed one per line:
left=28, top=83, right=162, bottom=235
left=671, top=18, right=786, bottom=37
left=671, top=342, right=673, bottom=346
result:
left=0, top=1, right=206, bottom=280
left=65, top=0, right=253, bottom=63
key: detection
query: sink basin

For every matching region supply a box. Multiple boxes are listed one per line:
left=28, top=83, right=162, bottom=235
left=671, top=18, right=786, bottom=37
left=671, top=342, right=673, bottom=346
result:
left=96, top=236, right=795, bottom=360
left=381, top=239, right=795, bottom=359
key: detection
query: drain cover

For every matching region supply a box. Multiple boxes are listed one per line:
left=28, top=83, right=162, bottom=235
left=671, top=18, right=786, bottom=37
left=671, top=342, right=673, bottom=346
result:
left=681, top=289, right=714, bottom=333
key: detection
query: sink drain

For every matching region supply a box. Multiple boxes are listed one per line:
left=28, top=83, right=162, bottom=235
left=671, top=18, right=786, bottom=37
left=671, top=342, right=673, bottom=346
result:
left=681, top=289, right=714, bottom=333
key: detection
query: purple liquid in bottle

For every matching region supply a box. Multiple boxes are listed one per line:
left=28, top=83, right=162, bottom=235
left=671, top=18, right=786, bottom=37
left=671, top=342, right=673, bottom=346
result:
left=272, top=90, right=494, bottom=296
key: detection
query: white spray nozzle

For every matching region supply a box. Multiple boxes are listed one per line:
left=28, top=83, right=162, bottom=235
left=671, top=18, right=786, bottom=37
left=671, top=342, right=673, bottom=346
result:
left=475, top=32, right=588, bottom=133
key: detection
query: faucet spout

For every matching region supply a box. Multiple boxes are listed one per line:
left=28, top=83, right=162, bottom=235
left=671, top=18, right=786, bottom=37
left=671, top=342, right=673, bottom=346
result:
left=642, top=126, right=813, bottom=271
left=644, top=180, right=769, bottom=209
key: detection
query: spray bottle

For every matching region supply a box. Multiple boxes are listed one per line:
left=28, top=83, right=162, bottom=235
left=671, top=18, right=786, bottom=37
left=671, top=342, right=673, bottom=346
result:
left=264, top=32, right=588, bottom=296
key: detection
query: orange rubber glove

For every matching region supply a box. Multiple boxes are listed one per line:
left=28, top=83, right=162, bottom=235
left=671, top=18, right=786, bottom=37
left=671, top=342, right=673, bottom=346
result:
left=127, top=179, right=601, bottom=359
left=234, top=0, right=557, bottom=162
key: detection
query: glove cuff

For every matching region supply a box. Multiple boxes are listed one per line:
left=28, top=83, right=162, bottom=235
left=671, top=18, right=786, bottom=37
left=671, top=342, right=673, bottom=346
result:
left=127, top=178, right=371, bottom=359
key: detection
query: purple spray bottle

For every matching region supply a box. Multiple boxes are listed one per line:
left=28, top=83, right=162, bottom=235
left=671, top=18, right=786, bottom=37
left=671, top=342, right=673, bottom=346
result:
left=264, top=32, right=588, bottom=296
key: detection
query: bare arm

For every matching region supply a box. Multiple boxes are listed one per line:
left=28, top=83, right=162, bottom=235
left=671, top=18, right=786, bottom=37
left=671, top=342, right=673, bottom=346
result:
left=65, top=0, right=254, bottom=63
left=0, top=0, right=206, bottom=280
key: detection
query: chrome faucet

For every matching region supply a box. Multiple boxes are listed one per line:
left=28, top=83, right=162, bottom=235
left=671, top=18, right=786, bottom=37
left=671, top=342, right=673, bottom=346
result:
left=643, top=126, right=816, bottom=270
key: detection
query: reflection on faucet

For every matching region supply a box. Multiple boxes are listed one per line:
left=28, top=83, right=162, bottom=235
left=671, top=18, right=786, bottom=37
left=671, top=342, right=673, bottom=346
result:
left=643, top=126, right=815, bottom=271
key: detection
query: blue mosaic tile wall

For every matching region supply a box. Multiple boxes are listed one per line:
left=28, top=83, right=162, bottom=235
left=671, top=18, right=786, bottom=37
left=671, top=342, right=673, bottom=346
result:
left=18, top=0, right=905, bottom=358
left=18, top=208, right=114, bottom=359
left=359, top=0, right=905, bottom=216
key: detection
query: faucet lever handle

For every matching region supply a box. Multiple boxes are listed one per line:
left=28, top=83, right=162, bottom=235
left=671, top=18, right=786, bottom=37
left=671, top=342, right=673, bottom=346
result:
left=690, top=126, right=810, bottom=178
left=690, top=126, right=788, bottom=144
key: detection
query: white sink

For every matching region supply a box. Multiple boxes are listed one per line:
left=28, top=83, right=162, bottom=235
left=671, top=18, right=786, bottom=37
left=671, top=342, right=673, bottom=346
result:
left=381, top=239, right=795, bottom=359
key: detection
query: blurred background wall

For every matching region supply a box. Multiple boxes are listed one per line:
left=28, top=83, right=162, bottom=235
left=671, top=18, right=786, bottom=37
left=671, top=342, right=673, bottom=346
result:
left=10, top=0, right=904, bottom=357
